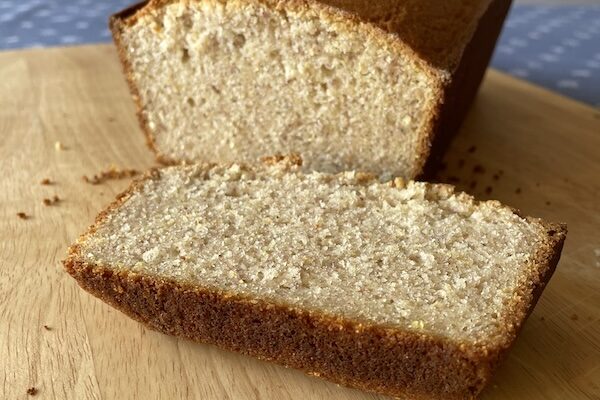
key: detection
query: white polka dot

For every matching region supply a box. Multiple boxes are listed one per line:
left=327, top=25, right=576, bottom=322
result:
left=52, top=15, right=72, bottom=23
left=585, top=60, right=600, bottom=69
left=571, top=69, right=591, bottom=78
left=528, top=32, right=541, bottom=40
left=510, top=68, right=529, bottom=78
left=5, top=36, right=19, bottom=44
left=498, top=45, right=514, bottom=55
left=101, top=29, right=112, bottom=38
left=76, top=21, right=89, bottom=29
left=539, top=53, right=559, bottom=63
left=20, top=20, right=33, bottom=29
left=527, top=61, right=543, bottom=69
left=60, top=36, right=80, bottom=44
left=509, top=38, right=528, bottom=48
left=594, top=53, right=600, bottom=60
left=29, top=43, right=45, bottom=49
left=34, top=9, right=51, bottom=17
left=562, top=39, right=580, bottom=47
left=557, top=80, right=579, bottom=89
left=66, top=5, right=80, bottom=13
left=574, top=32, right=592, bottom=40
left=41, top=28, right=57, bottom=37
left=551, top=46, right=565, bottom=54
left=538, top=26, right=552, bottom=34
left=0, top=13, right=13, bottom=22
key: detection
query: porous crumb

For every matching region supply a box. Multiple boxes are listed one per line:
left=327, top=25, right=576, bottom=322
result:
left=467, top=146, right=477, bottom=153
left=83, top=166, right=139, bottom=185
left=515, top=187, right=522, bottom=194
left=40, top=178, right=52, bottom=185
left=492, top=173, right=500, bottom=181
left=16, top=212, right=29, bottom=220
left=26, top=387, right=38, bottom=396
left=485, top=186, right=493, bottom=195
left=446, top=176, right=460, bottom=183
left=457, top=159, right=465, bottom=168
left=78, top=162, right=556, bottom=342
left=469, top=181, right=477, bottom=189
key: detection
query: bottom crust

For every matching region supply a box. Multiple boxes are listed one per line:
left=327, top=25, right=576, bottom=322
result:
left=64, top=227, right=563, bottom=400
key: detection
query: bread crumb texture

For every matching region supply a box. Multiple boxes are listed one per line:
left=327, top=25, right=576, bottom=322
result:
left=119, top=0, right=439, bottom=178
left=77, top=161, right=555, bottom=345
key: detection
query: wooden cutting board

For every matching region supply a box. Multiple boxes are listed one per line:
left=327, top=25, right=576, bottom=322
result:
left=1, top=44, right=598, bottom=400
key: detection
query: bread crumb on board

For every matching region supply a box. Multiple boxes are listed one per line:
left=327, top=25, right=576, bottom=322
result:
left=43, top=325, right=52, bottom=331
left=54, top=141, right=66, bottom=151
left=42, top=195, right=60, bottom=206
left=16, top=212, right=29, bottom=220
left=40, top=178, right=53, bottom=185
left=26, top=387, right=38, bottom=396
left=83, top=166, right=139, bottom=185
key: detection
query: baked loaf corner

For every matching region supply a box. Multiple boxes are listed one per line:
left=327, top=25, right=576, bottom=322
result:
left=110, top=0, right=512, bottom=179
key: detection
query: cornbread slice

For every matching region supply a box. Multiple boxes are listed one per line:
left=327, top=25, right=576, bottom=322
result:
left=64, top=156, right=566, bottom=399
left=110, top=0, right=511, bottom=179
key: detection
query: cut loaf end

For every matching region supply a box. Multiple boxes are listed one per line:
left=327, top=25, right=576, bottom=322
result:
left=65, top=156, right=566, bottom=399
left=111, top=0, right=510, bottom=179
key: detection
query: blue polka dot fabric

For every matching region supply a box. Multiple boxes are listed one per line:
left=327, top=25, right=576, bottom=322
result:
left=492, top=5, right=600, bottom=107
left=1, top=2, right=599, bottom=106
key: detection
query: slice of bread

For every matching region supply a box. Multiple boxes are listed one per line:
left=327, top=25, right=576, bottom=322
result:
left=64, top=156, right=565, bottom=399
left=110, top=0, right=511, bottom=179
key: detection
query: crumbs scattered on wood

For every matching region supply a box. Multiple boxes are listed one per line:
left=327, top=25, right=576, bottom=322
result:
left=27, top=387, right=38, bottom=396
left=515, top=187, right=522, bottom=194
left=40, top=178, right=52, bottom=185
left=467, top=145, right=476, bottom=153
left=54, top=141, right=66, bottom=151
left=83, top=166, right=139, bottom=185
left=43, top=325, right=52, bottom=331
left=17, top=212, right=29, bottom=220
left=473, top=165, right=485, bottom=174
left=571, top=314, right=579, bottom=321
left=42, top=195, right=60, bottom=206
left=485, top=186, right=493, bottom=195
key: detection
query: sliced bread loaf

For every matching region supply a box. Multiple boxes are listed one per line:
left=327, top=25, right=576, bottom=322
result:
left=64, top=156, right=565, bottom=399
left=110, top=0, right=511, bottom=179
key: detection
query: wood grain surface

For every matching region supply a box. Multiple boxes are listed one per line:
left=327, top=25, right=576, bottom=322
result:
left=0, top=45, right=599, bottom=400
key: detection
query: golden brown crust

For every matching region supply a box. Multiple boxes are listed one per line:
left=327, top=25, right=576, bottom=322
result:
left=63, top=160, right=566, bottom=399
left=417, top=0, right=513, bottom=179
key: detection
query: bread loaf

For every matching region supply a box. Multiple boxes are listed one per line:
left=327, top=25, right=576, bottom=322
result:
left=64, top=156, right=566, bottom=399
left=110, top=0, right=511, bottom=179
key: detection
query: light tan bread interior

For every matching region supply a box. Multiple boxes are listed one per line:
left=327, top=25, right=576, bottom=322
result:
left=117, top=0, right=441, bottom=178
left=75, top=160, right=557, bottom=346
